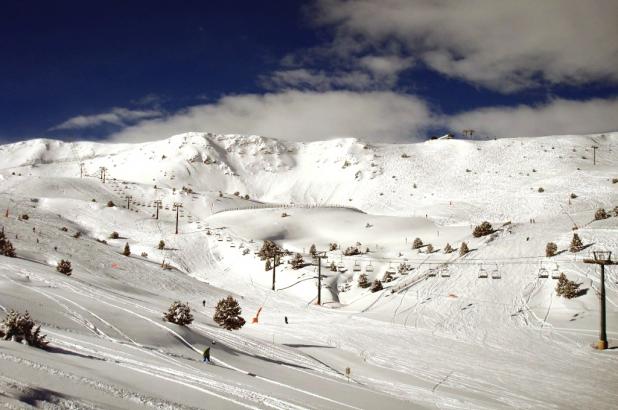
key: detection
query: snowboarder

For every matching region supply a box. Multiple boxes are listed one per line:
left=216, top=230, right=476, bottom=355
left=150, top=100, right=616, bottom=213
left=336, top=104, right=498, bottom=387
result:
left=202, top=299, right=206, bottom=307
left=284, top=316, right=288, bottom=324
left=202, top=347, right=211, bottom=364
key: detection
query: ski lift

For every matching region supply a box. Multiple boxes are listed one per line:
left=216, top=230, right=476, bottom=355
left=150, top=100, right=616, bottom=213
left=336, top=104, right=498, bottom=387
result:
left=353, top=261, right=361, bottom=272
left=538, top=263, right=548, bottom=278
left=428, top=267, right=437, bottom=277
left=440, top=266, right=450, bottom=278
left=366, top=262, right=374, bottom=273
left=217, top=236, right=223, bottom=242
left=491, top=265, right=501, bottom=279
left=226, top=236, right=232, bottom=242
left=551, top=264, right=560, bottom=279
left=337, top=263, right=347, bottom=272
left=478, top=264, right=488, bottom=278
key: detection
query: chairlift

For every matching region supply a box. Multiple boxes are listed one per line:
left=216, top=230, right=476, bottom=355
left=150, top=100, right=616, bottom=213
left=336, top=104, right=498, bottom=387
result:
left=353, top=261, right=361, bottom=272
left=337, top=263, right=347, bottom=273
left=551, top=264, right=560, bottom=279
left=428, top=268, right=437, bottom=277
left=366, top=262, right=374, bottom=273
left=491, top=265, right=501, bottom=279
left=226, top=236, right=232, bottom=242
left=478, top=264, right=488, bottom=278
left=440, top=266, right=450, bottom=278
left=538, top=263, right=549, bottom=278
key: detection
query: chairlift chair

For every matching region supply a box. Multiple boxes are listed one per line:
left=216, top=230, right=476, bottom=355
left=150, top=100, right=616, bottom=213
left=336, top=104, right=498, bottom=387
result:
left=538, top=265, right=549, bottom=278
left=366, top=262, right=374, bottom=273
left=440, top=266, right=450, bottom=278
left=337, top=263, right=347, bottom=273
left=353, top=261, right=361, bottom=272
left=551, top=264, right=561, bottom=279
left=478, top=265, right=488, bottom=278
left=428, top=268, right=437, bottom=277
left=491, top=265, right=501, bottom=279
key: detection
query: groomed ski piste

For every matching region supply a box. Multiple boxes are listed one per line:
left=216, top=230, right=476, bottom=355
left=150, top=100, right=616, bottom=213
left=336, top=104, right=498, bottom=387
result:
left=0, top=131, right=617, bottom=409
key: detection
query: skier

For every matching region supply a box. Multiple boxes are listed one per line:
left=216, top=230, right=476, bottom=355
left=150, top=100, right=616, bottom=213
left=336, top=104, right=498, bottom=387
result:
left=202, top=299, right=206, bottom=307
left=284, top=316, right=288, bottom=324
left=202, top=347, right=211, bottom=364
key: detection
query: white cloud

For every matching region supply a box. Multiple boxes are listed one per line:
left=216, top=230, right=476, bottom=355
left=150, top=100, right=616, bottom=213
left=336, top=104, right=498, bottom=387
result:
left=260, top=69, right=372, bottom=91
left=109, top=90, right=433, bottom=143
left=447, top=97, right=618, bottom=138
left=310, top=0, right=618, bottom=92
left=52, top=107, right=162, bottom=130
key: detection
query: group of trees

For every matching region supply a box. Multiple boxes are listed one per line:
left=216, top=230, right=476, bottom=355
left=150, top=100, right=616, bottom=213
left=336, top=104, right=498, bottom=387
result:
left=0, top=310, right=48, bottom=349
left=0, top=229, right=16, bottom=257
left=555, top=273, right=582, bottom=299
left=163, top=297, right=245, bottom=331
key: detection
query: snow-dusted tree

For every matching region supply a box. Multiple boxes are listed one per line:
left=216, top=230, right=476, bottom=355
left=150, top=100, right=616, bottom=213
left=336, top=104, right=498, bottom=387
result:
left=382, top=270, right=394, bottom=283
left=426, top=244, right=434, bottom=253
left=123, top=242, right=131, bottom=256
left=594, top=208, right=609, bottom=220
left=472, top=221, right=493, bottom=237
left=330, top=261, right=337, bottom=272
left=0, top=230, right=16, bottom=257
left=0, top=310, right=48, bottom=348
left=412, top=238, right=423, bottom=249
left=545, top=242, right=558, bottom=257
left=370, top=279, right=383, bottom=293
left=257, top=240, right=281, bottom=260
left=555, top=273, right=581, bottom=299
left=56, top=259, right=72, bottom=275
left=459, top=242, right=469, bottom=256
left=110, top=231, right=120, bottom=239
left=158, top=240, right=165, bottom=250
left=444, top=243, right=453, bottom=254
left=309, top=244, right=317, bottom=257
left=291, top=253, right=304, bottom=269
left=265, top=259, right=272, bottom=271
left=163, top=301, right=193, bottom=326
left=358, top=273, right=370, bottom=288
left=329, top=242, right=338, bottom=251
left=569, top=233, right=583, bottom=253
left=343, top=246, right=360, bottom=256
left=107, top=200, right=115, bottom=207
left=397, top=263, right=411, bottom=274
left=213, top=296, right=246, bottom=331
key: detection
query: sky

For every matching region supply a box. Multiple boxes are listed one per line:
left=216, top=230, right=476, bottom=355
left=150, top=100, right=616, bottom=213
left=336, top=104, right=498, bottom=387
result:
left=1, top=0, right=618, bottom=143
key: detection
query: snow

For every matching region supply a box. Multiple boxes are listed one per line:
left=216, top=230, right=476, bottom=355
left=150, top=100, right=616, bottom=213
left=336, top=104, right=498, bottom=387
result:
left=0, top=131, right=617, bottom=408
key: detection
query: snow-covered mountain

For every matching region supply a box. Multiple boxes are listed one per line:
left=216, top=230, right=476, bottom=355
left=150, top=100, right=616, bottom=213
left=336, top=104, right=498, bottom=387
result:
left=0, top=132, right=617, bottom=409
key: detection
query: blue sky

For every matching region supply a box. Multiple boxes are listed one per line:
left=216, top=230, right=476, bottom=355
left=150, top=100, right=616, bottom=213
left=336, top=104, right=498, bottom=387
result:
left=2, top=0, right=617, bottom=143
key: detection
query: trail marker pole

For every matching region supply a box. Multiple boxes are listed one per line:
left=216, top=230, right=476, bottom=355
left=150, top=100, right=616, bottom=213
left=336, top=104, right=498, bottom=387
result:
left=583, top=251, right=616, bottom=350
left=592, top=145, right=598, bottom=165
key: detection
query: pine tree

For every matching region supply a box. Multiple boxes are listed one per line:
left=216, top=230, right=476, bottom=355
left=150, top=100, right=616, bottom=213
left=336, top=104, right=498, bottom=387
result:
left=459, top=242, right=469, bottom=256
left=330, top=261, right=337, bottom=272
left=163, top=301, right=193, bottom=325
left=473, top=221, right=493, bottom=237
left=545, top=242, right=558, bottom=257
left=158, top=240, right=165, bottom=250
left=258, top=240, right=281, bottom=260
left=56, top=259, right=72, bottom=275
left=213, top=296, right=246, bottom=331
left=426, top=244, right=434, bottom=253
left=569, top=233, right=583, bottom=253
left=123, top=242, right=131, bottom=256
left=444, top=243, right=453, bottom=254
left=0, top=310, right=48, bottom=348
left=412, top=238, right=423, bottom=249
left=594, top=208, right=608, bottom=220
left=265, top=259, right=272, bottom=271
left=370, top=279, right=383, bottom=292
left=309, top=244, right=317, bottom=257
left=556, top=273, right=581, bottom=299
left=0, top=230, right=16, bottom=257
left=358, top=273, right=370, bottom=288
left=291, top=253, right=304, bottom=269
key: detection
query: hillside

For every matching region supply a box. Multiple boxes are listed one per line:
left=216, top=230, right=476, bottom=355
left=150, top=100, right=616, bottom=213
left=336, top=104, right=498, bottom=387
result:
left=0, top=132, right=617, bottom=409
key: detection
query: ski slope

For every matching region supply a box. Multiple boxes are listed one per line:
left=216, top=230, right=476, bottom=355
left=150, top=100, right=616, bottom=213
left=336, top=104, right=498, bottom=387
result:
left=0, top=131, right=617, bottom=409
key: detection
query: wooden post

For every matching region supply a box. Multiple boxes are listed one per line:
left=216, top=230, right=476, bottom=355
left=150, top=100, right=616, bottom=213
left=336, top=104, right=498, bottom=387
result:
left=583, top=253, right=616, bottom=350
left=317, top=255, right=322, bottom=305
left=272, top=253, right=277, bottom=291
left=592, top=145, right=598, bottom=165
left=154, top=200, right=162, bottom=219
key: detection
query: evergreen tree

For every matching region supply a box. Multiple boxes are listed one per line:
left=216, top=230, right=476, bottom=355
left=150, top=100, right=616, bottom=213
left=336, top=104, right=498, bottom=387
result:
left=444, top=243, right=453, bottom=254
left=545, top=242, right=558, bottom=257
left=158, top=240, right=165, bottom=250
left=358, top=273, right=370, bottom=288
left=555, top=273, right=581, bottom=299
left=257, top=240, right=281, bottom=260
left=569, top=233, right=583, bottom=253
left=213, top=296, right=246, bottom=330
left=309, top=244, right=317, bottom=257
left=0, top=310, right=48, bottom=348
left=370, top=279, right=383, bottom=292
left=473, top=221, right=493, bottom=237
left=163, top=301, right=193, bottom=325
left=123, top=242, right=131, bottom=256
left=56, top=259, right=72, bottom=275
left=265, top=259, right=272, bottom=271
left=330, top=261, right=337, bottom=272
left=412, top=238, right=423, bottom=249
left=0, top=230, right=16, bottom=257
left=426, top=244, right=434, bottom=253
left=459, top=242, right=469, bottom=256
left=291, top=253, right=304, bottom=269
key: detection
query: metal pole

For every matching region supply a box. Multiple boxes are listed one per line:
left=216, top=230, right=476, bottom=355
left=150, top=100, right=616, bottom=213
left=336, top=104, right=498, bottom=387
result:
left=175, top=206, right=179, bottom=234
left=599, top=264, right=607, bottom=350
left=272, top=254, right=276, bottom=291
left=317, top=256, right=322, bottom=305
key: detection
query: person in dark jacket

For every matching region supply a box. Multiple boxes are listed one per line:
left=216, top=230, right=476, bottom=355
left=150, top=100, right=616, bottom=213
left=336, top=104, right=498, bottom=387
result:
left=203, top=347, right=211, bottom=363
